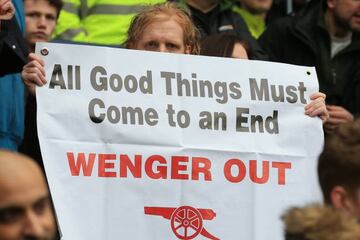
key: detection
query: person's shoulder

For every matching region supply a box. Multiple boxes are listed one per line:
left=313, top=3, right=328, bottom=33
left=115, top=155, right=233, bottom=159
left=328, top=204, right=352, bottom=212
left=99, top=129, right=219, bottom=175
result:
left=220, top=6, right=250, bottom=30
left=353, top=32, right=360, bottom=45
left=267, top=15, right=295, bottom=31
left=266, top=0, right=322, bottom=33
left=259, top=15, right=294, bottom=43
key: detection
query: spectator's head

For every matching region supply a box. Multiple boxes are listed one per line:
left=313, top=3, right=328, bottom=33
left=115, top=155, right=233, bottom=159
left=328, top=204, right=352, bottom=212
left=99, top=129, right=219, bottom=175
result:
left=239, top=0, right=273, bottom=15
left=24, top=0, right=63, bottom=51
left=326, top=0, right=360, bottom=36
left=125, top=2, right=200, bottom=54
left=200, top=32, right=251, bottom=59
left=0, top=150, right=56, bottom=240
left=318, top=119, right=360, bottom=219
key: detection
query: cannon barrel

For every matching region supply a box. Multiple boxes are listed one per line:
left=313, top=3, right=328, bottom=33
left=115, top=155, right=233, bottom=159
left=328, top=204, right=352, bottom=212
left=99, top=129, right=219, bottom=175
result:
left=144, top=207, right=176, bottom=220
left=144, top=207, right=216, bottom=220
left=197, top=209, right=216, bottom=220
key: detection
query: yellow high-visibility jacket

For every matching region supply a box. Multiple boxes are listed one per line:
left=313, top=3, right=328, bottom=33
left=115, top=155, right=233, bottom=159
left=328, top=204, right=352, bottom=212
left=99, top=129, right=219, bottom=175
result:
left=53, top=0, right=165, bottom=45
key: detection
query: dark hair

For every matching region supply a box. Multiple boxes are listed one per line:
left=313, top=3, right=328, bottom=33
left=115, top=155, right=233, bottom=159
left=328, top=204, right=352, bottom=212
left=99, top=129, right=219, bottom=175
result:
left=48, top=0, right=63, bottom=18
left=318, top=119, right=360, bottom=204
left=200, top=32, right=252, bottom=59
left=24, top=0, right=63, bottom=19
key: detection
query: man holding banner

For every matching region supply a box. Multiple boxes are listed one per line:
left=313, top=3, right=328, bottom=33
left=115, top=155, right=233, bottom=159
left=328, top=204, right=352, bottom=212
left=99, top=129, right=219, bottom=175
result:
left=21, top=2, right=330, bottom=240
left=22, top=3, right=328, bottom=122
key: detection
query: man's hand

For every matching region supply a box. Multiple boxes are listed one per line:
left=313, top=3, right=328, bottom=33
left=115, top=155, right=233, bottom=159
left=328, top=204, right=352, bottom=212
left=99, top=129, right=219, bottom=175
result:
left=0, top=0, right=15, bottom=20
left=22, top=53, right=46, bottom=95
left=324, top=105, right=354, bottom=134
left=305, top=92, right=329, bottom=123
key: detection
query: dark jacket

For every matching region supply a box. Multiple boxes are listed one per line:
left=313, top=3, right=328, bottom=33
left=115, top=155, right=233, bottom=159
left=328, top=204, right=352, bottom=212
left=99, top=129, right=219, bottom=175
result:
left=0, top=0, right=28, bottom=151
left=19, top=94, right=43, bottom=168
left=178, top=1, right=268, bottom=60
left=283, top=204, right=360, bottom=240
left=259, top=0, right=360, bottom=117
left=0, top=17, right=28, bottom=77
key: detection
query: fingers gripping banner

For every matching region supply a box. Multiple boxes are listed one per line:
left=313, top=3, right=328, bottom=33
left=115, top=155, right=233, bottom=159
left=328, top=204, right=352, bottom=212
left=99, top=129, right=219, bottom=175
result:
left=36, top=43, right=324, bottom=240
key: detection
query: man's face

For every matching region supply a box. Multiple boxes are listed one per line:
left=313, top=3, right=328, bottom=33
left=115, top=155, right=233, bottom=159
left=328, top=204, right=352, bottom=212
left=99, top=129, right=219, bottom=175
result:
left=328, top=0, right=360, bottom=32
left=0, top=165, right=56, bottom=239
left=24, top=0, right=57, bottom=48
left=240, top=0, right=273, bottom=14
left=133, top=17, right=190, bottom=54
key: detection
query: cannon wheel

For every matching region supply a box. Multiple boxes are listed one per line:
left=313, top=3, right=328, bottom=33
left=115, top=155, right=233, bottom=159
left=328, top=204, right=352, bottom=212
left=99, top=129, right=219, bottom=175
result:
left=170, top=206, right=203, bottom=239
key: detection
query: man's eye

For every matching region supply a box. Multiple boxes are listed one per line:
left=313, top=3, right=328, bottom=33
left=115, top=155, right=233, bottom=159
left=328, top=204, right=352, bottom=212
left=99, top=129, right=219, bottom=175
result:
left=166, top=43, right=179, bottom=49
left=146, top=42, right=158, bottom=48
left=0, top=208, right=23, bottom=224
left=26, top=13, right=40, bottom=18
left=46, top=15, right=56, bottom=21
left=33, top=197, right=49, bottom=215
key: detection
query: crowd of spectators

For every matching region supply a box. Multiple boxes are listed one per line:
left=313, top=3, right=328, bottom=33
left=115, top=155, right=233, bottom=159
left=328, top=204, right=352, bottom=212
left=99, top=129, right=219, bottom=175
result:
left=0, top=0, right=359, bottom=239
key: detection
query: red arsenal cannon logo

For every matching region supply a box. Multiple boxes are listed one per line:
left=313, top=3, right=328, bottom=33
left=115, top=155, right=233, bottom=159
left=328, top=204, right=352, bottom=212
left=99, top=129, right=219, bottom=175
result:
left=144, top=205, right=219, bottom=240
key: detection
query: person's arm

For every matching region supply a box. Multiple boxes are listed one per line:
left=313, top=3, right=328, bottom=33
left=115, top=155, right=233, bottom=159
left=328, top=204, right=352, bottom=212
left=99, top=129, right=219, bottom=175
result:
left=0, top=0, right=14, bottom=21
left=0, top=0, right=13, bottom=48
left=0, top=18, right=28, bottom=77
left=324, top=106, right=354, bottom=134
left=323, top=66, right=360, bottom=133
left=0, top=0, right=14, bottom=58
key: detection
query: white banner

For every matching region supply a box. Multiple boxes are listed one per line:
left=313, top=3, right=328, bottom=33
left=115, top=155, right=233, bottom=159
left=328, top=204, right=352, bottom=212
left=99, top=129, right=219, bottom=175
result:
left=36, top=42, right=323, bottom=240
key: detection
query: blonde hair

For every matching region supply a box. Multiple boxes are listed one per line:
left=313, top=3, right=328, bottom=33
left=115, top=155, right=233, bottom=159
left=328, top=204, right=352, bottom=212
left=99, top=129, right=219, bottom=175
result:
left=283, top=204, right=360, bottom=240
left=124, top=2, right=200, bottom=55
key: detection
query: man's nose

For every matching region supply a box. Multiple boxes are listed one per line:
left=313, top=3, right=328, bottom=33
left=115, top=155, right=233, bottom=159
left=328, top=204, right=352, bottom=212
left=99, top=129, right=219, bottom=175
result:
left=158, top=44, right=168, bottom=53
left=22, top=211, right=44, bottom=238
left=37, top=16, right=47, bottom=28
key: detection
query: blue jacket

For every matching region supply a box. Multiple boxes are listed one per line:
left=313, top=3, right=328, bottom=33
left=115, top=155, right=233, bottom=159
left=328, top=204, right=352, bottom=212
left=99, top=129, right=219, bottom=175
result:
left=0, top=0, right=27, bottom=150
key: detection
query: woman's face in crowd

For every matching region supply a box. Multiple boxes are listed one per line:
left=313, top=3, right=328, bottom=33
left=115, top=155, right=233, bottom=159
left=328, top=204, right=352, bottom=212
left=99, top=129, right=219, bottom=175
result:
left=134, top=17, right=190, bottom=54
left=231, top=42, right=249, bottom=59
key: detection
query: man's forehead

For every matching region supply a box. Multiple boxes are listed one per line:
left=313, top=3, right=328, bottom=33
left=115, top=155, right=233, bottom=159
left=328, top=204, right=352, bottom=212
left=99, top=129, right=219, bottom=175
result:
left=24, top=0, right=57, bottom=10
left=0, top=175, right=49, bottom=210
left=0, top=158, right=39, bottom=180
left=0, top=152, right=47, bottom=204
left=24, top=0, right=48, bottom=4
left=0, top=150, right=40, bottom=170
